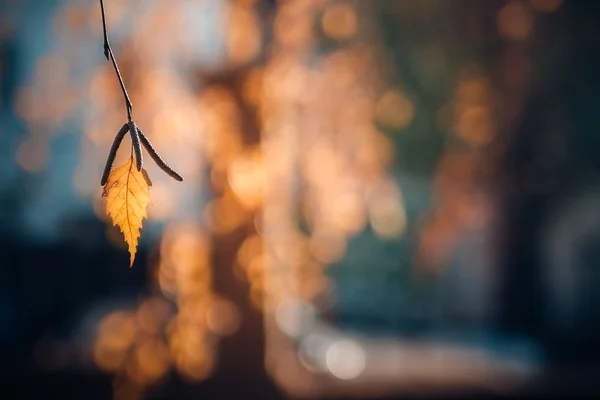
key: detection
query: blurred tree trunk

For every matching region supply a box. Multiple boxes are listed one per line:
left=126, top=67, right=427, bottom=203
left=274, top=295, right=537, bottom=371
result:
left=204, top=68, right=273, bottom=394
left=197, top=1, right=283, bottom=398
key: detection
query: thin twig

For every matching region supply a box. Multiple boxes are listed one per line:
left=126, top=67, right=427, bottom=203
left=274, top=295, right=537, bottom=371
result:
left=100, top=0, right=133, bottom=121
left=98, top=0, right=183, bottom=185
left=137, top=127, right=184, bottom=181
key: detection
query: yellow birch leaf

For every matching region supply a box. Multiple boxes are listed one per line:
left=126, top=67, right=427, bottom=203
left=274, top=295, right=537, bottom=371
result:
left=102, top=156, right=152, bottom=267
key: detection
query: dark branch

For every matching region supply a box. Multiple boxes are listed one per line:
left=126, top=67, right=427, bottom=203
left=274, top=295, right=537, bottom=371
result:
left=98, top=1, right=182, bottom=186
left=100, top=0, right=133, bottom=121
left=100, top=123, right=128, bottom=186
left=137, top=127, right=184, bottom=181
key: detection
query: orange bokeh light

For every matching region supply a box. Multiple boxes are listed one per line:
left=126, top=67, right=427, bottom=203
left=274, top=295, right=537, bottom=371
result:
left=322, top=3, right=358, bottom=40
left=497, top=1, right=534, bottom=41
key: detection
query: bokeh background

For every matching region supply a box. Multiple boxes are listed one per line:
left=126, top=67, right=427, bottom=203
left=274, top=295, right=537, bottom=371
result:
left=1, top=0, right=600, bottom=398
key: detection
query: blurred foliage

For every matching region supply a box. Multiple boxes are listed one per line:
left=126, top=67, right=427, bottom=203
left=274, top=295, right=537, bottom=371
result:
left=6, top=0, right=600, bottom=398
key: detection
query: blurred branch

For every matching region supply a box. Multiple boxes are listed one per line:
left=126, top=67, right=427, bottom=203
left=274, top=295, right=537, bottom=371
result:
left=100, top=0, right=133, bottom=121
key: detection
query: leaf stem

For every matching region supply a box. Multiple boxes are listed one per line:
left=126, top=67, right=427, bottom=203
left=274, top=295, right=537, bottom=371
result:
left=100, top=0, right=133, bottom=121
